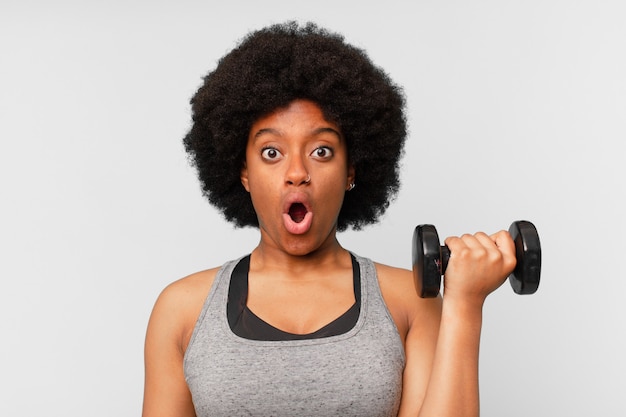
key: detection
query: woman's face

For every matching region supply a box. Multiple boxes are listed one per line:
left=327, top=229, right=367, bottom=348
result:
left=241, top=99, right=355, bottom=256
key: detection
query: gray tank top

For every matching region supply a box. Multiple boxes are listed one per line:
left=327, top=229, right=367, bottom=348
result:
left=184, top=254, right=405, bottom=417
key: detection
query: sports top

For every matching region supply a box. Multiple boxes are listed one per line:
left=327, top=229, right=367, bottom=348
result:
left=184, top=253, right=405, bottom=416
left=227, top=254, right=361, bottom=340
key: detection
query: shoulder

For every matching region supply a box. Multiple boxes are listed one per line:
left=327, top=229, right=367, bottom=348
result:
left=373, top=261, right=442, bottom=340
left=142, top=267, right=222, bottom=416
left=147, top=266, right=222, bottom=353
left=158, top=267, right=221, bottom=309
left=373, top=261, right=438, bottom=314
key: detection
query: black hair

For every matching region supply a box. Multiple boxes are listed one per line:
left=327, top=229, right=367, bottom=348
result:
left=183, top=21, right=407, bottom=231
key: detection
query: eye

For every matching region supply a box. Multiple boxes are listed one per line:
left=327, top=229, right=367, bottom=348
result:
left=311, top=146, right=333, bottom=160
left=261, top=147, right=282, bottom=161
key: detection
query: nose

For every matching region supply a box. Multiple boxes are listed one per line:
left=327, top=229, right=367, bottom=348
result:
left=285, top=155, right=310, bottom=186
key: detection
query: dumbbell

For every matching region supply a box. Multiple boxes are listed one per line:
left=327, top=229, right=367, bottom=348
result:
left=412, top=220, right=541, bottom=298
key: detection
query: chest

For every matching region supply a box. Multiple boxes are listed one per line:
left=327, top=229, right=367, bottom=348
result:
left=186, top=336, right=404, bottom=417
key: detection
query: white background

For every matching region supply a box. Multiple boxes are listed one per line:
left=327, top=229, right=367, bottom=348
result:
left=1, top=1, right=624, bottom=416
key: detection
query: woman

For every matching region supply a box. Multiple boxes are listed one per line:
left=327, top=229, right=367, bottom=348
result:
left=142, top=22, right=516, bottom=417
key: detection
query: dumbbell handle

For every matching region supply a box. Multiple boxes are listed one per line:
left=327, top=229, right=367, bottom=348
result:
left=440, top=246, right=450, bottom=274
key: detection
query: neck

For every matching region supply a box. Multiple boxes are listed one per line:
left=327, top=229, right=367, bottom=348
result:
left=250, top=237, right=351, bottom=276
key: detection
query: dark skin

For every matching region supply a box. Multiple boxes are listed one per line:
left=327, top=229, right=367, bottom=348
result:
left=142, top=99, right=516, bottom=416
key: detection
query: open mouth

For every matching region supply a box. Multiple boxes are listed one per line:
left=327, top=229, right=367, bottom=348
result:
left=288, top=203, right=308, bottom=223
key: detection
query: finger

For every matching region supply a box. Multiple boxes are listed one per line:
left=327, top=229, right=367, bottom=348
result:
left=470, top=232, right=498, bottom=250
left=491, top=229, right=514, bottom=250
left=443, top=235, right=472, bottom=258
left=460, top=233, right=497, bottom=265
left=491, top=230, right=517, bottom=270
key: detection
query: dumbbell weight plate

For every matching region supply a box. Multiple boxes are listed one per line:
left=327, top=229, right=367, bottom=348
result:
left=508, top=220, right=541, bottom=295
left=412, top=224, right=443, bottom=298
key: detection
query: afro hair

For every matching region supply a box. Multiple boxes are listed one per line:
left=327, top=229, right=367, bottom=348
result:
left=183, top=21, right=407, bottom=231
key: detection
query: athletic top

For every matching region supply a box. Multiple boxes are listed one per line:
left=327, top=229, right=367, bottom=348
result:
left=227, top=254, right=361, bottom=340
left=183, top=253, right=405, bottom=417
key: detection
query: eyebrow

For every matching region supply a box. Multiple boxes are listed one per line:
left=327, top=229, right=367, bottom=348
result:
left=252, top=127, right=343, bottom=141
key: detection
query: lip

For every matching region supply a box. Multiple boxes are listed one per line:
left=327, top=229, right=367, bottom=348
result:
left=282, top=192, right=314, bottom=235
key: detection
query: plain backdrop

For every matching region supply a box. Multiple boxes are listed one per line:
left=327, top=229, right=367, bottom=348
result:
left=1, top=1, right=624, bottom=416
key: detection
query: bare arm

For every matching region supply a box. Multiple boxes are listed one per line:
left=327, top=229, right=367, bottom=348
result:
left=142, top=271, right=216, bottom=417
left=415, top=296, right=483, bottom=416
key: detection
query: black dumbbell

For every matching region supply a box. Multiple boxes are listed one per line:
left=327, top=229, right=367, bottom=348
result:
left=412, top=220, right=541, bottom=298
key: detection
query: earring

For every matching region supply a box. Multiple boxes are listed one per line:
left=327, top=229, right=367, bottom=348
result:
left=347, top=182, right=356, bottom=191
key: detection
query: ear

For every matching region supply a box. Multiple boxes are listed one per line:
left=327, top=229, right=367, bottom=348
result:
left=240, top=160, right=250, bottom=192
left=346, top=164, right=356, bottom=190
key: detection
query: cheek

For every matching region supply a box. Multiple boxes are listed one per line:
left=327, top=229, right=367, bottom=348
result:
left=319, top=176, right=348, bottom=208
left=247, top=180, right=277, bottom=214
